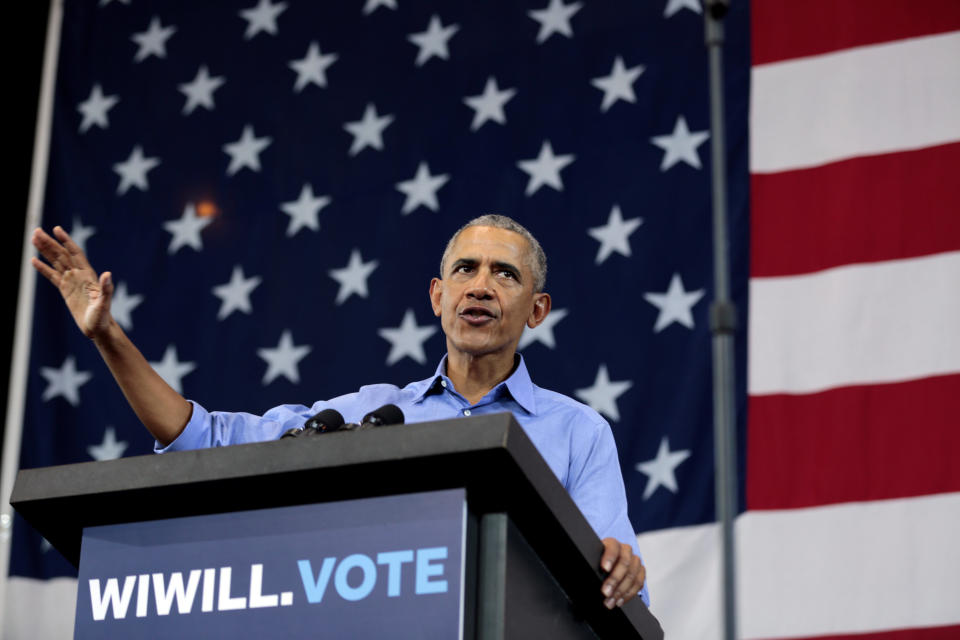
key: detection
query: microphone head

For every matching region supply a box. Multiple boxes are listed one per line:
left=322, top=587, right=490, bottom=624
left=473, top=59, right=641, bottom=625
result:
left=304, top=408, right=346, bottom=434
left=361, top=404, right=405, bottom=427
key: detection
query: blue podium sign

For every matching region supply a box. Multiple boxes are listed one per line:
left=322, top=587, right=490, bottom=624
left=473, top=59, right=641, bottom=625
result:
left=75, top=489, right=467, bottom=639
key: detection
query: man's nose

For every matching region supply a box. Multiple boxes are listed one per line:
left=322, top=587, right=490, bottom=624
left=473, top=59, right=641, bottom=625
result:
left=466, top=284, right=494, bottom=300
left=466, top=272, right=495, bottom=299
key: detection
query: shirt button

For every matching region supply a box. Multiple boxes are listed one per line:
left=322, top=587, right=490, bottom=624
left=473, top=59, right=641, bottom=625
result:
left=440, top=380, right=447, bottom=388
left=463, top=409, right=471, bottom=416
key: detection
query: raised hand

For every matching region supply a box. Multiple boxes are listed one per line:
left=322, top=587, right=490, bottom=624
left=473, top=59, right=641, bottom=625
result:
left=31, top=225, right=193, bottom=444
left=31, top=226, right=115, bottom=339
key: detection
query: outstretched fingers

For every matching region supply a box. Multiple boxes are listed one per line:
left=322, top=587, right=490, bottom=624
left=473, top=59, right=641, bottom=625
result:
left=32, top=227, right=72, bottom=272
left=31, top=227, right=70, bottom=283
left=30, top=255, right=62, bottom=287
left=32, top=226, right=98, bottom=277
left=52, top=225, right=95, bottom=271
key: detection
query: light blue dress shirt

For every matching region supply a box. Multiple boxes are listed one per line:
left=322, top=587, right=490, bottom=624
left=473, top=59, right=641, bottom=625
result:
left=157, top=355, right=649, bottom=605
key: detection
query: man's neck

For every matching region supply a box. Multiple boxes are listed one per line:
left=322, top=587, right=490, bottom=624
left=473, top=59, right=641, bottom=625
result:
left=445, top=347, right=517, bottom=405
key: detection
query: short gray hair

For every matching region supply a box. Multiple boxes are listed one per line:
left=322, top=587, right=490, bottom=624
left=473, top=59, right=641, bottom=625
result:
left=440, top=214, right=547, bottom=292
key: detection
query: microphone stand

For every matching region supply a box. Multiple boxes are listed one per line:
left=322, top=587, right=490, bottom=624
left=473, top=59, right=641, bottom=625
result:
left=704, top=2, right=738, bottom=640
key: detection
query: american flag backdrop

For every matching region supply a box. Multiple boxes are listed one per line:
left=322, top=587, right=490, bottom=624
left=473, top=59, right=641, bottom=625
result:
left=2, top=0, right=959, bottom=638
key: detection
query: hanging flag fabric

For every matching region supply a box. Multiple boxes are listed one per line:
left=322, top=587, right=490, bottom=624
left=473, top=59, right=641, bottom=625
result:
left=637, top=2, right=960, bottom=638
left=5, top=0, right=959, bottom=638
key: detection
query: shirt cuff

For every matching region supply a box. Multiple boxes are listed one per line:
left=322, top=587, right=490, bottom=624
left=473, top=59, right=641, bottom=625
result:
left=153, top=400, right=208, bottom=453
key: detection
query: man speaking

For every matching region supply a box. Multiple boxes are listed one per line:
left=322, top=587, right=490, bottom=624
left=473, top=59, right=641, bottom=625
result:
left=31, top=213, right=648, bottom=609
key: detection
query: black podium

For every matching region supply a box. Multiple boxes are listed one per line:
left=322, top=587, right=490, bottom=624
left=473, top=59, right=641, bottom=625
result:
left=11, top=412, right=663, bottom=639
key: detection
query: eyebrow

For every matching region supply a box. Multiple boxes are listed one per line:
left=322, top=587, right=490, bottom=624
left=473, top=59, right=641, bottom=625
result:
left=449, top=258, right=476, bottom=274
left=492, top=261, right=522, bottom=279
left=450, top=258, right=522, bottom=280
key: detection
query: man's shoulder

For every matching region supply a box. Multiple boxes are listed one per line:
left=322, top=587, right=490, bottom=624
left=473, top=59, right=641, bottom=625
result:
left=341, top=382, right=413, bottom=405
left=352, top=379, right=441, bottom=405
left=530, top=383, right=607, bottom=430
left=320, top=383, right=410, bottom=421
left=356, top=382, right=405, bottom=395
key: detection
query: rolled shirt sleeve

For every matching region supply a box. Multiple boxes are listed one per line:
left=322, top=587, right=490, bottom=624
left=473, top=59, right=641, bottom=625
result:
left=155, top=400, right=314, bottom=452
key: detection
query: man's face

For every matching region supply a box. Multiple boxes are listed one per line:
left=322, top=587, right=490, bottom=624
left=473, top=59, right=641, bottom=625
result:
left=430, top=226, right=550, bottom=359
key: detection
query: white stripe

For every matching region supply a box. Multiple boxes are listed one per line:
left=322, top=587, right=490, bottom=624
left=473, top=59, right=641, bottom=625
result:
left=748, top=251, right=960, bottom=395
left=738, top=492, right=960, bottom=638
left=637, top=493, right=960, bottom=639
left=636, top=522, right=721, bottom=639
left=750, top=31, right=960, bottom=173
left=2, top=577, right=76, bottom=639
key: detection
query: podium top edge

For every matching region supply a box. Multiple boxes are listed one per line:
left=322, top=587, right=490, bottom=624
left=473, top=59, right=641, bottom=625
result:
left=11, top=412, right=523, bottom=504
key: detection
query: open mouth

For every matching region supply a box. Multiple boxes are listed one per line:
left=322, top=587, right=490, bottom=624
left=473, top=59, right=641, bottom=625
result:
left=459, top=306, right=496, bottom=325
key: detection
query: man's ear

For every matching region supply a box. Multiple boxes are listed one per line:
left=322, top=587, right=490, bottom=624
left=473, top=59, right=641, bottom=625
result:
left=527, top=292, right=552, bottom=328
left=429, top=278, right=443, bottom=317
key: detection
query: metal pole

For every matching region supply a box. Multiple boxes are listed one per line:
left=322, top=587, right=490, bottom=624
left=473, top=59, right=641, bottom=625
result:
left=0, top=0, right=63, bottom=624
left=703, top=2, right=738, bottom=639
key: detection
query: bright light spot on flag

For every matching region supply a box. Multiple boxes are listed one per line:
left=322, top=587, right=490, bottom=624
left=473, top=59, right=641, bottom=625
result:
left=196, top=201, right=219, bottom=217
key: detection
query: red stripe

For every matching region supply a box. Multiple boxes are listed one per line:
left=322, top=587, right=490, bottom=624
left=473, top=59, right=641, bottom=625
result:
left=750, top=142, right=960, bottom=278
left=767, top=624, right=960, bottom=640
left=752, top=0, right=960, bottom=66
left=747, top=374, right=960, bottom=510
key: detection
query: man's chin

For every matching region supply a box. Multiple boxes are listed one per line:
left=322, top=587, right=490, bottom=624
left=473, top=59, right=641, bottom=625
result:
left=448, top=337, right=509, bottom=359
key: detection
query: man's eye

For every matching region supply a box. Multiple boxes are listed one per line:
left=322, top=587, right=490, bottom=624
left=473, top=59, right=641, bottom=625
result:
left=455, top=265, right=472, bottom=274
left=498, top=270, right=516, bottom=279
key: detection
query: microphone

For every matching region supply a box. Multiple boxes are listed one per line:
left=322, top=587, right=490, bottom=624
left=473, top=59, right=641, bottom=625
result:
left=281, top=408, right=345, bottom=438
left=341, top=404, right=406, bottom=431
left=302, top=408, right=346, bottom=435
left=361, top=404, right=404, bottom=427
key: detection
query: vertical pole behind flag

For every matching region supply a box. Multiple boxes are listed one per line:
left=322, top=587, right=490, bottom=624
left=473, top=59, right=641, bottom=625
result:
left=704, top=1, right=738, bottom=640
left=0, top=0, right=63, bottom=626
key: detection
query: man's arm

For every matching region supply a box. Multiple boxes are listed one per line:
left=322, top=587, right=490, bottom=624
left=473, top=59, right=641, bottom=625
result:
left=31, top=226, right=191, bottom=445
left=563, top=411, right=648, bottom=608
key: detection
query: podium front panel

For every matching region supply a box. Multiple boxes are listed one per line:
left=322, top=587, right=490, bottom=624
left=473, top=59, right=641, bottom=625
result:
left=74, top=489, right=467, bottom=639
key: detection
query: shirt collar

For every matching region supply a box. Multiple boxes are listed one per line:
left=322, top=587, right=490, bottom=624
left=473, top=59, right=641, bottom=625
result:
left=411, top=354, right=538, bottom=415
